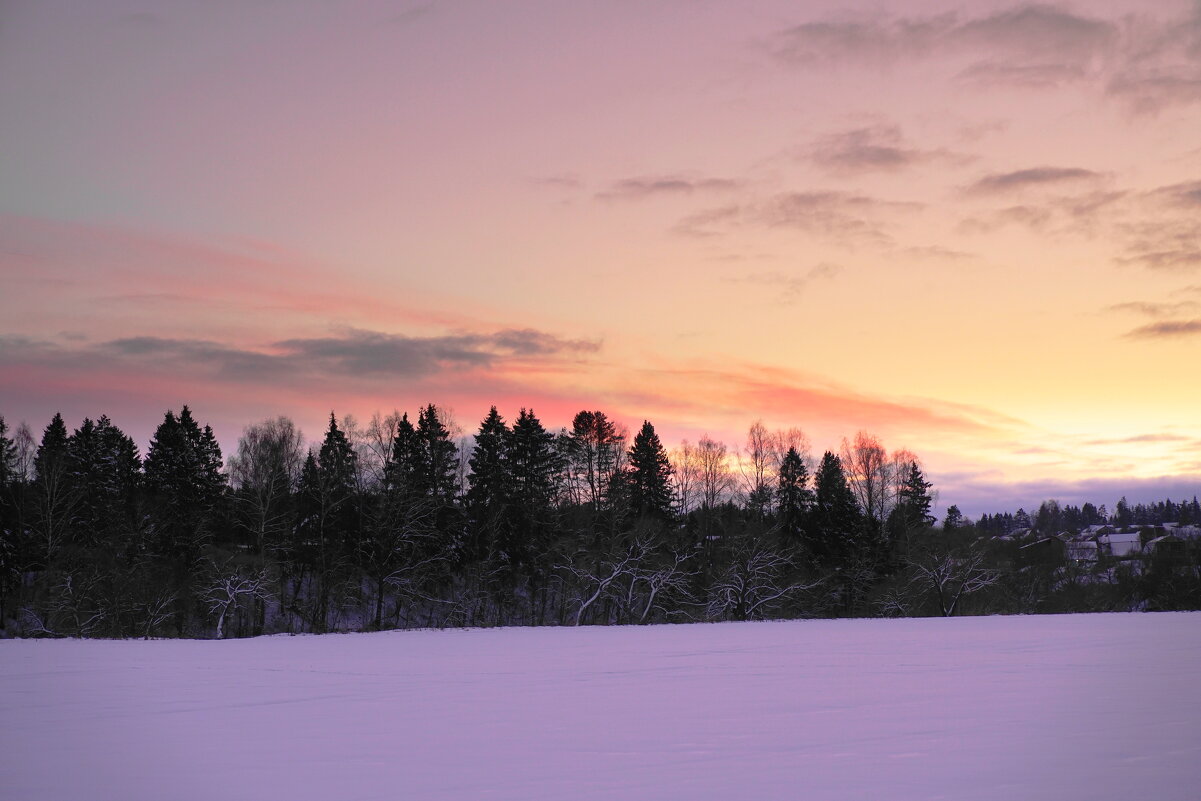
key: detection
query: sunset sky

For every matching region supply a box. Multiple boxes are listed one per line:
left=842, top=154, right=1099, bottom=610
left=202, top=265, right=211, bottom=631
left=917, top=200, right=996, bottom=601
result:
left=3, top=0, right=1200, bottom=515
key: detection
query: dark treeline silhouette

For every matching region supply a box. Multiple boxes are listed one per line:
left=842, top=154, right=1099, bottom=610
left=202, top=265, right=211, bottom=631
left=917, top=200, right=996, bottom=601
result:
left=0, top=408, right=1198, bottom=638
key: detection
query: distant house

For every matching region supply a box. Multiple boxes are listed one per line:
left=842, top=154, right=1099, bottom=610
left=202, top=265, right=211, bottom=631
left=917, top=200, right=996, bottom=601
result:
left=1066, top=538, right=1099, bottom=563
left=1018, top=536, right=1065, bottom=567
left=1082, top=524, right=1115, bottom=537
left=1145, top=534, right=1186, bottom=559
left=1099, top=532, right=1142, bottom=558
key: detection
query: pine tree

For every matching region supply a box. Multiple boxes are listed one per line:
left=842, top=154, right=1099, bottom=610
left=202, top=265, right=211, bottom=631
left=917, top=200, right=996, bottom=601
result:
left=809, top=451, right=861, bottom=567
left=1114, top=496, right=1132, bottom=528
left=0, top=417, right=20, bottom=623
left=466, top=407, right=510, bottom=515
left=415, top=405, right=458, bottom=503
left=0, top=416, right=16, bottom=488
left=776, top=447, right=812, bottom=545
left=317, top=413, right=359, bottom=551
left=67, top=415, right=140, bottom=549
left=943, top=505, right=964, bottom=531
left=384, top=413, right=421, bottom=497
left=508, top=409, right=562, bottom=578
left=509, top=408, right=560, bottom=517
left=31, top=412, right=75, bottom=564
left=886, top=461, right=933, bottom=558
left=144, top=406, right=227, bottom=561
left=466, top=407, right=511, bottom=559
left=626, top=420, right=673, bottom=520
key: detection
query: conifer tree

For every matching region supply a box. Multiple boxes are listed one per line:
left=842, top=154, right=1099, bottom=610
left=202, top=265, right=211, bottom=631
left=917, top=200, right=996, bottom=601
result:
left=508, top=408, right=560, bottom=518
left=626, top=421, right=673, bottom=520
left=0, top=416, right=16, bottom=488
left=508, top=408, right=562, bottom=588
left=384, top=413, right=421, bottom=497
left=776, top=447, right=812, bottom=545
left=466, top=407, right=510, bottom=515
left=317, top=413, right=359, bottom=551
left=466, top=407, right=510, bottom=560
left=0, top=417, right=19, bottom=623
left=943, top=505, right=964, bottom=531
left=809, top=451, right=861, bottom=567
left=31, top=412, right=75, bottom=564
left=415, top=405, right=458, bottom=503
left=67, top=415, right=140, bottom=549
left=886, top=461, right=933, bottom=561
left=144, top=406, right=227, bottom=561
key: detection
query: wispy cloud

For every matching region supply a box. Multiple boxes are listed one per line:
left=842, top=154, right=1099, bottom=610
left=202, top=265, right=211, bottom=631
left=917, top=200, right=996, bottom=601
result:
left=896, top=245, right=978, bottom=261
left=729, top=263, right=842, bottom=303
left=1151, top=180, right=1201, bottom=207
left=1107, top=300, right=1200, bottom=317
left=1083, top=432, right=1195, bottom=445
left=757, top=192, right=919, bottom=244
left=805, top=124, right=962, bottom=174
left=959, top=182, right=1127, bottom=238
left=1123, top=319, right=1201, bottom=339
left=965, top=166, right=1102, bottom=195
left=596, top=175, right=742, bottom=201
left=1116, top=205, right=1201, bottom=272
left=770, top=4, right=1201, bottom=113
left=675, top=191, right=919, bottom=246
left=771, top=5, right=1117, bottom=77
left=0, top=327, right=601, bottom=388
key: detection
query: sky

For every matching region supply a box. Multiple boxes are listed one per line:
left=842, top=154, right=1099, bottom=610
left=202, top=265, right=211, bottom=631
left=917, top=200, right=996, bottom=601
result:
left=2, top=0, right=1200, bottom=516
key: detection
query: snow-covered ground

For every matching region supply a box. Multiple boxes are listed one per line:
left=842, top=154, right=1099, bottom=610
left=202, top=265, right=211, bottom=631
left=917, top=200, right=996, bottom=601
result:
left=2, top=613, right=1199, bottom=801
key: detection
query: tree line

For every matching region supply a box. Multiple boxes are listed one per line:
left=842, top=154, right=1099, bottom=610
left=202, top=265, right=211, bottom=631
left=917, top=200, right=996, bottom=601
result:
left=0, top=407, right=1196, bottom=638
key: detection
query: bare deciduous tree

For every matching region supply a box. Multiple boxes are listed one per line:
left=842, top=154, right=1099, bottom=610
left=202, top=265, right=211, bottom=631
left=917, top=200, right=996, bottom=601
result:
left=670, top=440, right=701, bottom=515
left=202, top=566, right=272, bottom=639
left=632, top=548, right=697, bottom=623
left=697, top=435, right=734, bottom=510
left=706, top=544, right=818, bottom=621
left=228, top=416, right=305, bottom=557
left=737, top=421, right=774, bottom=515
left=908, top=548, right=999, bottom=617
left=841, top=430, right=892, bottom=527
left=559, top=541, right=648, bottom=626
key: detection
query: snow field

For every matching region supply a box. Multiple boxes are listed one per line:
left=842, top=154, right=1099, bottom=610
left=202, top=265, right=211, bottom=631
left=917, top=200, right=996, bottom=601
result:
left=2, top=612, right=1200, bottom=801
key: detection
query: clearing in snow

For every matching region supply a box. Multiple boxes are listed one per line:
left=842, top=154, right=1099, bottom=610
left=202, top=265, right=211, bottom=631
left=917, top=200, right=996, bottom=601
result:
left=2, top=612, right=1199, bottom=800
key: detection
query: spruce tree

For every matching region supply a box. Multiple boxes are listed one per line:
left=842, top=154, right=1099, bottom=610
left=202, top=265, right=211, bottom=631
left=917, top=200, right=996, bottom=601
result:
left=508, top=408, right=559, bottom=518
left=415, top=404, right=458, bottom=503
left=466, top=407, right=511, bottom=560
left=776, top=447, right=812, bottom=545
left=317, top=413, right=359, bottom=551
left=384, top=413, right=421, bottom=497
left=0, top=417, right=19, bottom=623
left=509, top=408, right=562, bottom=622
left=886, top=461, right=933, bottom=561
left=0, top=416, right=17, bottom=488
left=809, top=451, right=861, bottom=566
left=626, top=420, right=673, bottom=520
left=466, top=407, right=510, bottom=515
left=144, top=406, right=226, bottom=561
left=31, top=412, right=75, bottom=564
left=943, top=505, right=964, bottom=531
left=67, top=415, right=140, bottom=549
